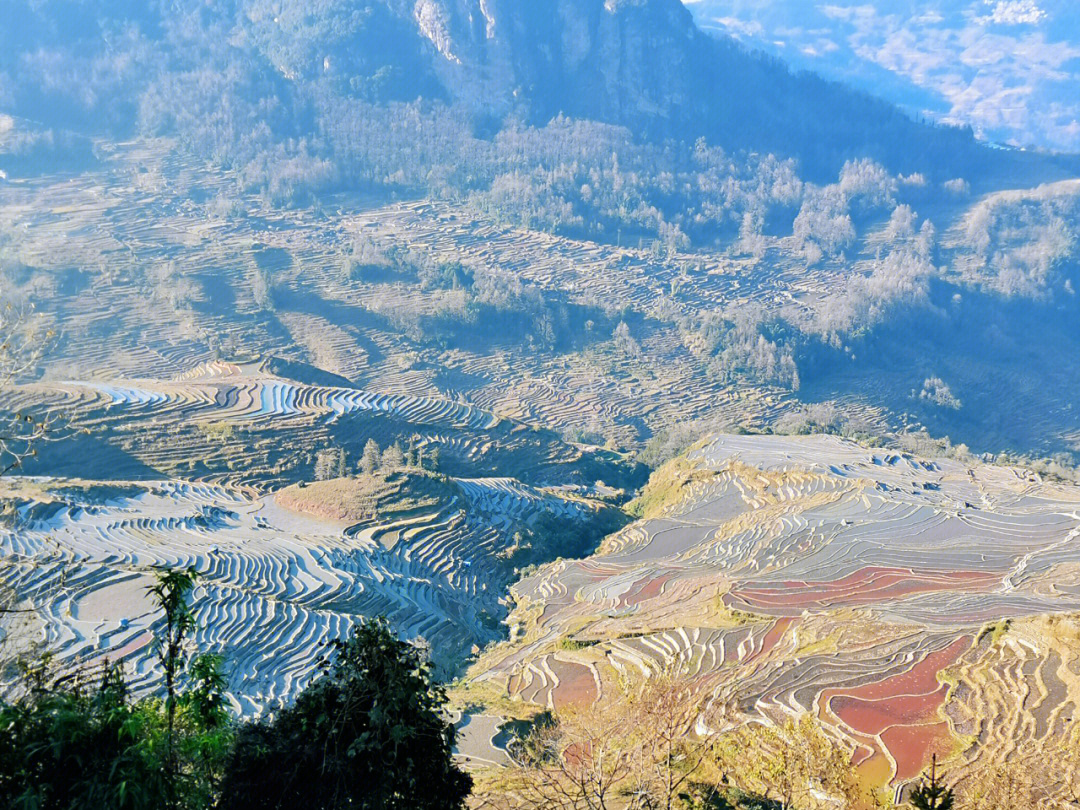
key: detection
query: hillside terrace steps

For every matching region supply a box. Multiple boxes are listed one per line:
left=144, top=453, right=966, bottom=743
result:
left=52, top=374, right=504, bottom=433
left=0, top=472, right=601, bottom=710
left=7, top=143, right=815, bottom=438
left=473, top=435, right=1080, bottom=788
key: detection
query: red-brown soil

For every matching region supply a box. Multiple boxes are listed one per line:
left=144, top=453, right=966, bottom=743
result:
left=728, top=567, right=999, bottom=614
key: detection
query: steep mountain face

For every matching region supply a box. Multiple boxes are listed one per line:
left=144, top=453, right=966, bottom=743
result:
left=372, top=0, right=988, bottom=179
left=0, top=0, right=1030, bottom=180
left=405, top=0, right=699, bottom=124
left=224, top=0, right=714, bottom=128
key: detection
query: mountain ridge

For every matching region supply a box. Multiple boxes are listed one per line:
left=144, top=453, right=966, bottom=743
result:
left=6, top=0, right=1075, bottom=182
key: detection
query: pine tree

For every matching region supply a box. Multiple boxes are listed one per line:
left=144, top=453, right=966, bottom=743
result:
left=405, top=437, right=419, bottom=468
left=314, top=448, right=345, bottom=481
left=149, top=568, right=198, bottom=809
left=910, top=755, right=954, bottom=810
left=313, top=452, right=329, bottom=482
left=381, top=441, right=404, bottom=471
left=360, top=439, right=381, bottom=475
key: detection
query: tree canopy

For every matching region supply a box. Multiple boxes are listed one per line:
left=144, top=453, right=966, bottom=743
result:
left=218, top=617, right=471, bottom=810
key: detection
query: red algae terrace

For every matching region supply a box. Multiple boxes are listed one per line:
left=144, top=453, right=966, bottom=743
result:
left=726, top=567, right=1001, bottom=614
left=825, top=638, right=971, bottom=782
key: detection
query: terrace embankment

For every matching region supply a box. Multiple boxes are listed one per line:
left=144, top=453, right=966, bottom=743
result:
left=463, top=433, right=1080, bottom=800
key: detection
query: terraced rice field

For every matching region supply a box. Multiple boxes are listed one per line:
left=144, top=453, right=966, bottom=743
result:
left=52, top=366, right=500, bottom=445
left=2, top=360, right=606, bottom=489
left=6, top=136, right=1080, bottom=799
left=0, top=139, right=865, bottom=451
left=469, top=434, right=1080, bottom=794
left=9, top=137, right=1077, bottom=462
left=0, top=469, right=598, bottom=713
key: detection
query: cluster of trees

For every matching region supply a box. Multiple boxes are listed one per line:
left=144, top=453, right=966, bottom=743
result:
left=146, top=86, right=952, bottom=275
left=678, top=305, right=802, bottom=391
left=357, top=250, right=606, bottom=353
left=961, top=183, right=1079, bottom=299
left=814, top=205, right=938, bottom=338
left=360, top=437, right=438, bottom=475
left=0, top=115, right=97, bottom=177
left=313, top=447, right=348, bottom=481
left=457, top=122, right=803, bottom=252
left=0, top=569, right=471, bottom=810
left=319, top=109, right=887, bottom=260
left=314, top=437, right=440, bottom=481
left=772, top=402, right=857, bottom=438
left=919, top=377, right=962, bottom=410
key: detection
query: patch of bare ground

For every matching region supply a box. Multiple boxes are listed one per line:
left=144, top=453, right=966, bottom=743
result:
left=275, top=470, right=458, bottom=525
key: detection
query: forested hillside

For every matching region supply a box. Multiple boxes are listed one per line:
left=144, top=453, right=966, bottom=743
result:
left=6, top=0, right=1073, bottom=188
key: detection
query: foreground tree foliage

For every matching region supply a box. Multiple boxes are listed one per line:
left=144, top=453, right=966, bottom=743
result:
left=0, top=660, right=167, bottom=809
left=218, top=616, right=471, bottom=810
left=0, top=573, right=469, bottom=810
left=0, top=570, right=231, bottom=810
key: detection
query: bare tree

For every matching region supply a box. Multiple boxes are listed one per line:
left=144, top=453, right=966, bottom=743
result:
left=475, top=666, right=722, bottom=810
left=629, top=665, right=719, bottom=810
left=503, top=700, right=636, bottom=810
left=958, top=747, right=1079, bottom=810
left=476, top=673, right=648, bottom=810
left=0, top=302, right=56, bottom=476
left=714, top=714, right=861, bottom=810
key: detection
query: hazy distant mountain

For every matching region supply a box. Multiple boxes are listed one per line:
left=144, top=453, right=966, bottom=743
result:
left=0, top=0, right=998, bottom=179
left=684, top=0, right=1080, bottom=153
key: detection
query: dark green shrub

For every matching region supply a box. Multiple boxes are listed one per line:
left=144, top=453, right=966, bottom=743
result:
left=218, top=617, right=471, bottom=810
